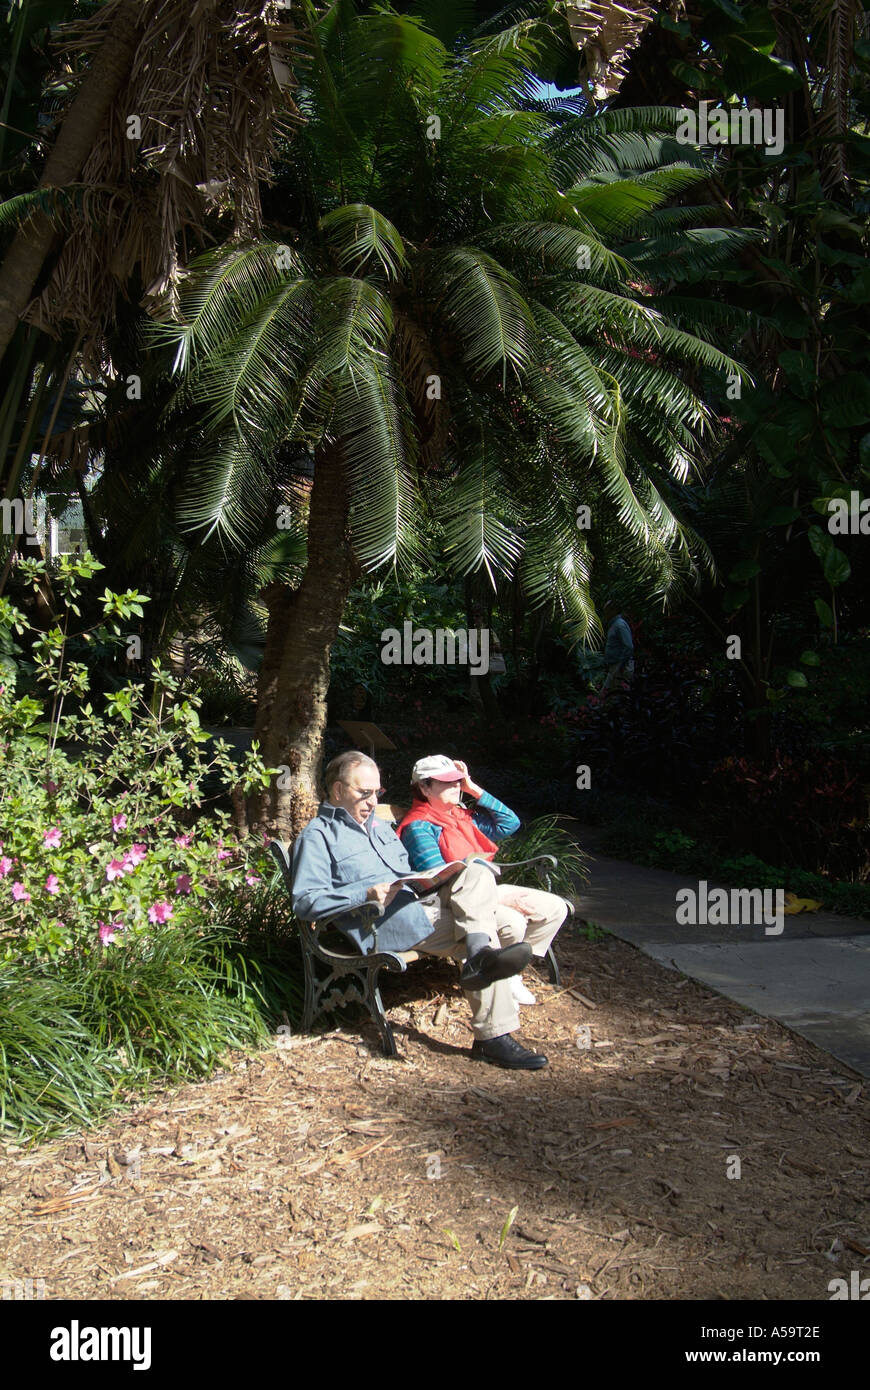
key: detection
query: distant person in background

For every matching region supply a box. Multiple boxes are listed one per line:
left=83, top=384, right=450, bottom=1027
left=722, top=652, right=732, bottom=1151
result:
left=600, top=601, right=635, bottom=694
left=469, top=632, right=506, bottom=716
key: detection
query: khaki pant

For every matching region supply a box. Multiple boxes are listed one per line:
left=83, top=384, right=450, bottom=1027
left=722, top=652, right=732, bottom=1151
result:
left=415, top=860, right=568, bottom=1041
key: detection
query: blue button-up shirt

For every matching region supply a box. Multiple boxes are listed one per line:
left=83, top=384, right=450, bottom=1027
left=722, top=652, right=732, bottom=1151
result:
left=290, top=802, right=432, bottom=955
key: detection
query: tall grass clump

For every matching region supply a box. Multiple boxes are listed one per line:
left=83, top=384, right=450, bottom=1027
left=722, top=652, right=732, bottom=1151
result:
left=0, top=888, right=306, bottom=1142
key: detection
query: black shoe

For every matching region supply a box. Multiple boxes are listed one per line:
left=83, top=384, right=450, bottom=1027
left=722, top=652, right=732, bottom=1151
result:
left=471, top=1034, right=549, bottom=1070
left=460, top=942, right=532, bottom=991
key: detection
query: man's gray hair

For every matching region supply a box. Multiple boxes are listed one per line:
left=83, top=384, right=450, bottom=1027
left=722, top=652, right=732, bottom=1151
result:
left=323, top=750, right=379, bottom=800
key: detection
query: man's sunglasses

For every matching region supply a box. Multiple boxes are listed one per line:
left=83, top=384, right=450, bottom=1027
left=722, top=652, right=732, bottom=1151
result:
left=342, top=784, right=386, bottom=800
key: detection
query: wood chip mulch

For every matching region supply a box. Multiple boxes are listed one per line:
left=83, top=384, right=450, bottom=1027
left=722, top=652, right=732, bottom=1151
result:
left=2, top=929, right=868, bottom=1301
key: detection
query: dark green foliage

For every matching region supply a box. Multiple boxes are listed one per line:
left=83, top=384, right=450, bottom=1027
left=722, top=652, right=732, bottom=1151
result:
left=495, top=813, right=590, bottom=897
left=705, top=753, right=869, bottom=882
left=593, top=801, right=870, bottom=920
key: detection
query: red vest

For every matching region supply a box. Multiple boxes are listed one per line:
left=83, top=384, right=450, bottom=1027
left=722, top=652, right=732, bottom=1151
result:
left=397, top=799, right=497, bottom=864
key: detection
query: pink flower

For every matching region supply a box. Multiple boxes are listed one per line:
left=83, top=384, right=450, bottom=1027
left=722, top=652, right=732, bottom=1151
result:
left=148, top=901, right=173, bottom=925
left=106, top=859, right=126, bottom=881
left=125, top=843, right=147, bottom=868
left=0, top=856, right=13, bottom=877
left=43, top=826, right=61, bottom=849
left=98, top=919, right=124, bottom=946
left=44, top=874, right=60, bottom=895
left=245, top=873, right=261, bottom=886
left=175, top=874, right=192, bottom=895
left=216, top=849, right=232, bottom=861
left=174, top=834, right=192, bottom=848
left=112, top=814, right=127, bottom=833
left=12, top=882, right=30, bottom=902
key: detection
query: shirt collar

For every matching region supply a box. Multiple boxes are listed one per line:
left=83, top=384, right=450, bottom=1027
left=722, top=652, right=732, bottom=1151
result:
left=318, top=801, right=372, bottom=831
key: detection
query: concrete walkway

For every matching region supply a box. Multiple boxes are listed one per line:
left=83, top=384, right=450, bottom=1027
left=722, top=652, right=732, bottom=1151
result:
left=573, top=841, right=870, bottom=1079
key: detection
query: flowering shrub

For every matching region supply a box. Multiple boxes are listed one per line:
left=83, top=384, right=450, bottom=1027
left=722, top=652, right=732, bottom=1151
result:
left=0, top=553, right=276, bottom=959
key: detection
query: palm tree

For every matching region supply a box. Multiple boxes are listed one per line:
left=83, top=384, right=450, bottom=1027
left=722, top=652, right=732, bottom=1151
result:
left=0, top=0, right=304, bottom=371
left=0, top=0, right=307, bottom=605
left=150, top=6, right=755, bottom=837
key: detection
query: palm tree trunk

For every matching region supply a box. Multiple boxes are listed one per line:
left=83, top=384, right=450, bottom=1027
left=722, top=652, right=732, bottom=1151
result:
left=248, top=442, right=357, bottom=841
left=0, top=0, right=142, bottom=366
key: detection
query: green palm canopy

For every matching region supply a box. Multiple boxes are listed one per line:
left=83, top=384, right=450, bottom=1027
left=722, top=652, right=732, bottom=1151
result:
left=153, top=5, right=756, bottom=833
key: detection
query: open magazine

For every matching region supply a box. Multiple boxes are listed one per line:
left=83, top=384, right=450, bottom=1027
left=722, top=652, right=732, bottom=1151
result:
left=391, top=856, right=501, bottom=897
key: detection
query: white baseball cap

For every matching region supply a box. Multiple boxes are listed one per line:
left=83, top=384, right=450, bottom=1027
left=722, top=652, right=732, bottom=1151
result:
left=411, top=754, right=463, bottom=784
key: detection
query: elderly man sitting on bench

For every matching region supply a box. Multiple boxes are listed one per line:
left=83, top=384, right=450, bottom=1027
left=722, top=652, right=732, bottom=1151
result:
left=291, top=750, right=549, bottom=1070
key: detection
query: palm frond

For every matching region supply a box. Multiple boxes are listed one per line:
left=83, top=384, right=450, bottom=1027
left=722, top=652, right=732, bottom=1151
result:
left=319, top=204, right=408, bottom=281
left=568, top=166, right=707, bottom=236
left=551, top=282, right=753, bottom=386
left=183, top=277, right=316, bottom=439
left=618, top=226, right=764, bottom=281
left=424, top=247, right=537, bottom=382
left=335, top=352, right=421, bottom=571
left=152, top=241, right=308, bottom=376
left=439, top=445, right=524, bottom=583
left=175, top=430, right=272, bottom=547
left=477, top=220, right=631, bottom=283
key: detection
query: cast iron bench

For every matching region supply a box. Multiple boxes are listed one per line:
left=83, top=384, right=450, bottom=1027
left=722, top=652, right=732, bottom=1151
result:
left=269, top=804, right=570, bottom=1057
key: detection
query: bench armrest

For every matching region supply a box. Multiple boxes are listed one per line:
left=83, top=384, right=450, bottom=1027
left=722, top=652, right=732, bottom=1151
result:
left=307, top=901, right=382, bottom=929
left=497, top=854, right=558, bottom=871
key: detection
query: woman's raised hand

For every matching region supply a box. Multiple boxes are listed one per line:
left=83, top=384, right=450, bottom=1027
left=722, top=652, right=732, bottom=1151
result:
left=454, top=760, right=483, bottom=798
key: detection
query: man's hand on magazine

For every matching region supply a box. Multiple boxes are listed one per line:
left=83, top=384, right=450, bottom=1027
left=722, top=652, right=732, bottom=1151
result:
left=366, top=882, right=402, bottom=909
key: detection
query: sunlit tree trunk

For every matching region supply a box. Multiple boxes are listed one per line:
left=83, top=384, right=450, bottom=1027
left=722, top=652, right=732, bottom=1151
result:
left=247, top=443, right=357, bottom=841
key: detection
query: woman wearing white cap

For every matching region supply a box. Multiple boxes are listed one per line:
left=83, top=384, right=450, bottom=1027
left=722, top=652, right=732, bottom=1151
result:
left=397, top=755, right=568, bottom=1009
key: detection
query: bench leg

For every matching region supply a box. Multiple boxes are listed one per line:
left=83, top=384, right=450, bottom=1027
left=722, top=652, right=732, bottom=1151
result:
left=301, top=947, right=318, bottom=1033
left=545, top=944, right=560, bottom=986
left=364, top=966, right=397, bottom=1058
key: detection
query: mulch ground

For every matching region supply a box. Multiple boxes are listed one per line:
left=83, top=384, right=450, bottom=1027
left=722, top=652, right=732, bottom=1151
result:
left=2, top=927, right=867, bottom=1301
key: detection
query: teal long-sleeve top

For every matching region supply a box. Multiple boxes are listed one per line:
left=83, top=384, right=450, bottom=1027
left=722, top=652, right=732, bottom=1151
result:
left=399, top=791, right=520, bottom=873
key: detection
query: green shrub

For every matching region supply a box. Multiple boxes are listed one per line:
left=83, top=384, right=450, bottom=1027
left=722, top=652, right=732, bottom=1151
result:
left=706, top=752, right=869, bottom=881
left=595, top=803, right=870, bottom=920
left=0, top=554, right=277, bottom=959
left=496, top=815, right=590, bottom=897
left=0, top=887, right=305, bottom=1142
left=0, top=555, right=304, bottom=1140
